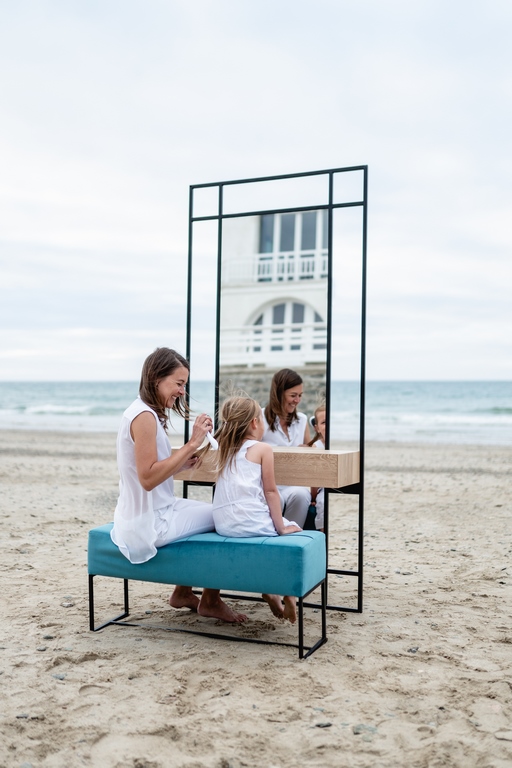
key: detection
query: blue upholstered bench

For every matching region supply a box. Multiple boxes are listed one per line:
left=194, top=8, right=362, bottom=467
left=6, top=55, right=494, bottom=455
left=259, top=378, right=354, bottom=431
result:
left=88, top=523, right=327, bottom=658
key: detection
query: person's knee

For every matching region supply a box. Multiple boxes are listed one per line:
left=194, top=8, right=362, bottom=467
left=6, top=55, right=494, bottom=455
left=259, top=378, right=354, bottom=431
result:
left=289, top=487, right=311, bottom=504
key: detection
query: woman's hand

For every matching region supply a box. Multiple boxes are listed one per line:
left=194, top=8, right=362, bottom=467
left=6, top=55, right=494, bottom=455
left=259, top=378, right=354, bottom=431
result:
left=177, top=456, right=199, bottom=473
left=132, top=411, right=210, bottom=492
left=189, top=413, right=213, bottom=449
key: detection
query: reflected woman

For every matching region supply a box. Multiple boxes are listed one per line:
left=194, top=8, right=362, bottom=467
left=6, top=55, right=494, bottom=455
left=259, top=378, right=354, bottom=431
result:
left=261, top=368, right=311, bottom=527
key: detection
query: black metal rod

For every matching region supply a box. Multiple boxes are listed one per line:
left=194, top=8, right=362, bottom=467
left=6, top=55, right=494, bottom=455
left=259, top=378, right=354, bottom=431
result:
left=88, top=574, right=95, bottom=631
left=190, top=165, right=368, bottom=190
left=324, top=171, right=335, bottom=606
left=123, top=579, right=129, bottom=614
left=191, top=200, right=364, bottom=222
left=185, top=185, right=194, bottom=446
left=328, top=568, right=359, bottom=576
left=357, top=166, right=368, bottom=613
left=108, top=620, right=317, bottom=654
left=321, top=581, right=327, bottom=639
left=214, top=186, right=223, bottom=423
left=303, top=601, right=360, bottom=613
left=298, top=597, right=304, bottom=659
left=303, top=636, right=328, bottom=659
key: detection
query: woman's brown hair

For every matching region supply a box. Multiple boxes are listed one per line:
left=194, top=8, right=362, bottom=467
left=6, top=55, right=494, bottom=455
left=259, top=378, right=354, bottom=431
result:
left=264, top=368, right=303, bottom=432
left=139, top=347, right=190, bottom=430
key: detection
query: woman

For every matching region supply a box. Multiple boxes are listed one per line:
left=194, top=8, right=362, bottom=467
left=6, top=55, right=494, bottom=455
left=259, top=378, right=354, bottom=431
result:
left=111, top=347, right=246, bottom=624
left=261, top=368, right=311, bottom=528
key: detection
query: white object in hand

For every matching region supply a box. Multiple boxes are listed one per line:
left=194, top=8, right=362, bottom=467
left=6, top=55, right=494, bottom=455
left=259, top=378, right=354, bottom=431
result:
left=206, top=431, right=219, bottom=450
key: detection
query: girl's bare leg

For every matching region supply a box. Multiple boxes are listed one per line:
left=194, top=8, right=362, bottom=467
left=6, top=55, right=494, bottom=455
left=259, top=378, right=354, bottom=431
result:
left=262, top=593, right=285, bottom=618
left=283, top=595, right=297, bottom=624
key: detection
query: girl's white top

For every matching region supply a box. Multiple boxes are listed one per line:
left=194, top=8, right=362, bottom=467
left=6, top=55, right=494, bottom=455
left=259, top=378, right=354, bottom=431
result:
left=213, top=440, right=291, bottom=538
left=111, top=397, right=176, bottom=563
left=261, top=410, right=307, bottom=447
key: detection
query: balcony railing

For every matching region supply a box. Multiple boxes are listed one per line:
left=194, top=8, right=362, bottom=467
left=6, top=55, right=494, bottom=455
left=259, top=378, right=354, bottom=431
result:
left=222, top=251, right=328, bottom=284
left=219, top=321, right=327, bottom=368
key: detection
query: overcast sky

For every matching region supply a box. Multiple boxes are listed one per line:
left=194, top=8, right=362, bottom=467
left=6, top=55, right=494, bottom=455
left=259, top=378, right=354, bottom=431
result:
left=1, top=0, right=511, bottom=381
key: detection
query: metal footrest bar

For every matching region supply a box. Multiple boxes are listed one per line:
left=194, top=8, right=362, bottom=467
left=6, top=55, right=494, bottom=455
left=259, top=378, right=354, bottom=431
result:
left=302, top=600, right=360, bottom=612
left=328, top=567, right=359, bottom=576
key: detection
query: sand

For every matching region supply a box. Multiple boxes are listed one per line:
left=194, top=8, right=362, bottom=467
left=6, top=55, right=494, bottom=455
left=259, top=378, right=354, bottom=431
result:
left=0, top=429, right=511, bottom=768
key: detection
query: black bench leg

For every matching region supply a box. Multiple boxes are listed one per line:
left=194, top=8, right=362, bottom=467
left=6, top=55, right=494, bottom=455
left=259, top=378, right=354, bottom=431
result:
left=300, top=580, right=328, bottom=659
left=321, top=579, right=327, bottom=640
left=298, top=597, right=304, bottom=659
left=89, top=575, right=130, bottom=631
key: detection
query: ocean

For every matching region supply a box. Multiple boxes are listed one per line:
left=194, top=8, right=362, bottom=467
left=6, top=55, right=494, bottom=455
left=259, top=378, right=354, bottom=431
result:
left=0, top=381, right=510, bottom=445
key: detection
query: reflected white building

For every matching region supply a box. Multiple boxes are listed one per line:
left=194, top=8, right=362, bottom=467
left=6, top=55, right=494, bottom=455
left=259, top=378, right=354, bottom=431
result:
left=219, top=209, right=328, bottom=409
left=220, top=210, right=328, bottom=370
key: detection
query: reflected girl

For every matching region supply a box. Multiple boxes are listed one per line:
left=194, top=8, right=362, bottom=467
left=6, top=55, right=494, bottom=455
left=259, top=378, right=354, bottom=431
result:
left=308, top=403, right=326, bottom=532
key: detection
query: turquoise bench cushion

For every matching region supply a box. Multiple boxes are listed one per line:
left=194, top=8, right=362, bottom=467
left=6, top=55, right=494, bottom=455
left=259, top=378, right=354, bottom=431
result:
left=88, top=524, right=326, bottom=597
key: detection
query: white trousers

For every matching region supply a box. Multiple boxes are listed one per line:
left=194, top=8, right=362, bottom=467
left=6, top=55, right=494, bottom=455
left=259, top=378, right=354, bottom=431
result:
left=314, top=489, right=324, bottom=530
left=154, top=498, right=214, bottom=547
left=278, top=485, right=311, bottom=528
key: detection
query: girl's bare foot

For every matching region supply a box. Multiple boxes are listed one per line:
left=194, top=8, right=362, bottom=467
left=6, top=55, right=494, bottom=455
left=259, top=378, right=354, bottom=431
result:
left=169, top=585, right=200, bottom=611
left=198, top=589, right=247, bottom=623
left=262, top=593, right=284, bottom=618
left=283, top=595, right=297, bottom=624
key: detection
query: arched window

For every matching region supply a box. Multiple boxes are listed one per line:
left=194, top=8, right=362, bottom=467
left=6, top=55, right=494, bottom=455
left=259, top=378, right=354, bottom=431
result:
left=247, top=300, right=326, bottom=364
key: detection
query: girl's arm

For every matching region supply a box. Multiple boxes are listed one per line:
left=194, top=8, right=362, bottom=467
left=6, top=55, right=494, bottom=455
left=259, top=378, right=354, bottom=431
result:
left=132, top=411, right=211, bottom=492
left=256, top=443, right=301, bottom=534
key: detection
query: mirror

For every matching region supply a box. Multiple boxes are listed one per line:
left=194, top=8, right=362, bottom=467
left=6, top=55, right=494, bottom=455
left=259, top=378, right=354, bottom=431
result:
left=218, top=210, right=328, bottom=419
left=186, top=168, right=367, bottom=454
left=185, top=166, right=368, bottom=611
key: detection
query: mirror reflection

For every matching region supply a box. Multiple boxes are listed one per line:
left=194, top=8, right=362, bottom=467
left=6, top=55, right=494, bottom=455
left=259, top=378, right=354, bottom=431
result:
left=218, top=209, right=328, bottom=418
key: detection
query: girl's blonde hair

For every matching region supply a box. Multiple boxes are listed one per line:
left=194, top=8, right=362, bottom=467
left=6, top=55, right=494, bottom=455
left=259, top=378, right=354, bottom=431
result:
left=308, top=404, right=326, bottom=447
left=214, top=396, right=261, bottom=474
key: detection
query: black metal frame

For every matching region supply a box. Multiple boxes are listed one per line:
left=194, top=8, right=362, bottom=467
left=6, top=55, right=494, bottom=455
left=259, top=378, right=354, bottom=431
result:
left=185, top=166, right=368, bottom=614
left=88, top=574, right=327, bottom=659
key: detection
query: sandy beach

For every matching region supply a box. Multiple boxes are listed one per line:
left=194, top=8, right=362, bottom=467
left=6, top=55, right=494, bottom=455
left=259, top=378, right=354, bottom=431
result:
left=0, top=429, right=511, bottom=767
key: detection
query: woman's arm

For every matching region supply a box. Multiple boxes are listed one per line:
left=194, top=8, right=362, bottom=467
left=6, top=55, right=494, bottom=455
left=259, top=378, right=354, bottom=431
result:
left=132, top=411, right=211, bottom=492
left=255, top=443, right=301, bottom=534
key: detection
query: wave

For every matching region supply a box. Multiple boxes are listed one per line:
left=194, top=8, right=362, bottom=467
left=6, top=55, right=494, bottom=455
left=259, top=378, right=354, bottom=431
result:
left=473, top=407, right=512, bottom=416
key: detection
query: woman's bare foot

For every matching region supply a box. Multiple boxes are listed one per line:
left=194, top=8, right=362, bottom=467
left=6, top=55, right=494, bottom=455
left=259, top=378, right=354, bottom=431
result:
left=169, top=585, right=200, bottom=611
left=283, top=595, right=297, bottom=624
left=197, top=589, right=247, bottom=623
left=262, top=593, right=284, bottom=619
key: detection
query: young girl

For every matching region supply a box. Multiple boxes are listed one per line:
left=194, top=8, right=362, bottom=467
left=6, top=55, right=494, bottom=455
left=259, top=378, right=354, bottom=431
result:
left=309, top=404, right=326, bottom=532
left=211, top=396, right=302, bottom=623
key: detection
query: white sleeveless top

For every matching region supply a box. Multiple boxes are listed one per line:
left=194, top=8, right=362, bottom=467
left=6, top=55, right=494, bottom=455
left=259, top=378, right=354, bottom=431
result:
left=111, top=397, right=176, bottom=563
left=213, top=440, right=284, bottom=538
left=261, top=410, right=307, bottom=447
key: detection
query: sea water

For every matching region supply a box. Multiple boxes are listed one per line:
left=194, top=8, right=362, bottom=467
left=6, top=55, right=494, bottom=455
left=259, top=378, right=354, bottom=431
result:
left=0, top=380, right=510, bottom=445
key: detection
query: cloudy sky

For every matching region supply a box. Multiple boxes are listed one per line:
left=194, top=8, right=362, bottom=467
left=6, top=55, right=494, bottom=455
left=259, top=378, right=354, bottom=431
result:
left=1, top=0, right=511, bottom=381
